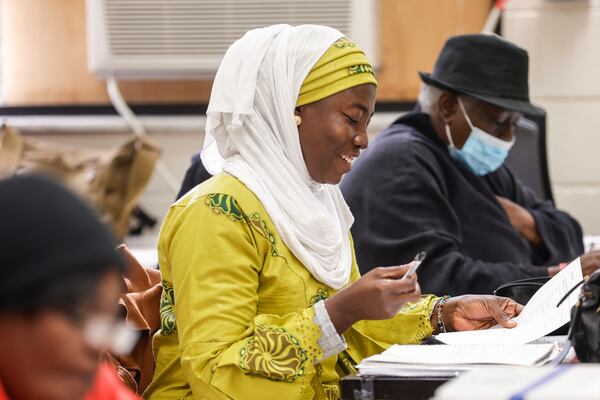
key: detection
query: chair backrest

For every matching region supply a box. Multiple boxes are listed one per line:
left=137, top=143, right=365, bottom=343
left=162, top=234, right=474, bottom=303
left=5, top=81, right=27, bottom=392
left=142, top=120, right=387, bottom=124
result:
left=504, top=116, right=554, bottom=202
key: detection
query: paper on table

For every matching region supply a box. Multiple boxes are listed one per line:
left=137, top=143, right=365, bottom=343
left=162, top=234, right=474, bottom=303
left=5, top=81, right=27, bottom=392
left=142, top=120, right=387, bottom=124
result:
left=437, top=258, right=583, bottom=346
left=365, top=343, right=555, bottom=366
left=431, top=365, right=600, bottom=400
left=356, top=366, right=461, bottom=378
left=356, top=343, right=559, bottom=378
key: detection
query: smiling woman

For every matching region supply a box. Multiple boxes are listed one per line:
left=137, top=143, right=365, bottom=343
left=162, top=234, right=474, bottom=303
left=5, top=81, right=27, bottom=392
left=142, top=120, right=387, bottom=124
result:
left=144, top=24, right=523, bottom=400
left=296, top=83, right=375, bottom=184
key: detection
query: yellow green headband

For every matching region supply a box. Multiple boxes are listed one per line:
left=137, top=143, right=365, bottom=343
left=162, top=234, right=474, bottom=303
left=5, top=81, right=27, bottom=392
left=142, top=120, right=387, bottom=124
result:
left=296, top=37, right=377, bottom=107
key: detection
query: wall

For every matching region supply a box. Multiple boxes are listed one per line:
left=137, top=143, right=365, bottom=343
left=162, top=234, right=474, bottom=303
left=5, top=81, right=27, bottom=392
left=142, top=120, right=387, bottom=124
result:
left=0, top=0, right=213, bottom=105
left=504, top=0, right=600, bottom=234
left=1, top=0, right=491, bottom=105
left=376, top=0, right=491, bottom=100
left=4, top=1, right=597, bottom=235
left=1, top=0, right=496, bottom=247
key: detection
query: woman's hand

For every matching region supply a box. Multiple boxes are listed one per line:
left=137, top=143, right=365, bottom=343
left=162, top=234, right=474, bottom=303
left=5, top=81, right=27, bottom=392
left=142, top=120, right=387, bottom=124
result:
left=325, top=265, right=421, bottom=334
left=439, top=295, right=524, bottom=332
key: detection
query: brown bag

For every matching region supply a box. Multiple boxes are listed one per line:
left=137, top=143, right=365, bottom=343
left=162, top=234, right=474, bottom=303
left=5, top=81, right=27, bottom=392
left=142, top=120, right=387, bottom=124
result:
left=104, top=244, right=162, bottom=394
left=0, top=125, right=160, bottom=239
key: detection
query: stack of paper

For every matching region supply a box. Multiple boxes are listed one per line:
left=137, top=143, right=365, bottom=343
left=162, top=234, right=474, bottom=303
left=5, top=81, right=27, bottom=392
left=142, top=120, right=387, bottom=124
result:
left=356, top=257, right=583, bottom=378
left=357, top=343, right=558, bottom=377
left=431, top=365, right=600, bottom=400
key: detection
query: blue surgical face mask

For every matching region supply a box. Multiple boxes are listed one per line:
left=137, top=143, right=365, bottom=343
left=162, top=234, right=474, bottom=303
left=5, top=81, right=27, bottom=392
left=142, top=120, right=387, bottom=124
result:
left=445, top=98, right=515, bottom=176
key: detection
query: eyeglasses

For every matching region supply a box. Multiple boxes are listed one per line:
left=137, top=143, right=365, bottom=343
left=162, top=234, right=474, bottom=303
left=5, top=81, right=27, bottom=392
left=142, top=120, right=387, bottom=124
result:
left=82, top=314, right=139, bottom=355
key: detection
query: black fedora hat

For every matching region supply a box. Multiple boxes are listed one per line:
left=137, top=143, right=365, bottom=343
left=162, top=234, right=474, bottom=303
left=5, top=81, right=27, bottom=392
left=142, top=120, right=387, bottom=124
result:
left=419, top=34, right=545, bottom=116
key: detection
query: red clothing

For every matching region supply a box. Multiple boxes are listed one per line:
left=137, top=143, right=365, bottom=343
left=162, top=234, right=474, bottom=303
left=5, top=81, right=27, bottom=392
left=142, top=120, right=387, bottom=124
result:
left=85, top=363, right=140, bottom=400
left=0, top=363, right=139, bottom=400
left=0, top=380, right=7, bottom=400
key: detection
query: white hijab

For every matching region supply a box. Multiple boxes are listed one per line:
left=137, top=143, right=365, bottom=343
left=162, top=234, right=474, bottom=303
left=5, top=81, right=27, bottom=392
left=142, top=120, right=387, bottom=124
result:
left=202, top=24, right=354, bottom=290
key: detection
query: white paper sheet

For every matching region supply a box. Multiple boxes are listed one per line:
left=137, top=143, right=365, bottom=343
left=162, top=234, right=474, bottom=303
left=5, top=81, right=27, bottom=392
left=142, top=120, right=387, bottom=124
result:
left=431, top=365, right=600, bottom=400
left=366, top=343, right=555, bottom=366
left=437, top=258, right=583, bottom=346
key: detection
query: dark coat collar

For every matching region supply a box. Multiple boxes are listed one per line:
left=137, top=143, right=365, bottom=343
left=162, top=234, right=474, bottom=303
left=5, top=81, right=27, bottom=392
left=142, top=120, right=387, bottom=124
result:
left=390, top=107, right=446, bottom=149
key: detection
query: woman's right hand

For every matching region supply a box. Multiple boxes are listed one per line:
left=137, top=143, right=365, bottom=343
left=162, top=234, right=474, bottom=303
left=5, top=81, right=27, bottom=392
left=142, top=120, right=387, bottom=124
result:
left=324, top=264, right=421, bottom=334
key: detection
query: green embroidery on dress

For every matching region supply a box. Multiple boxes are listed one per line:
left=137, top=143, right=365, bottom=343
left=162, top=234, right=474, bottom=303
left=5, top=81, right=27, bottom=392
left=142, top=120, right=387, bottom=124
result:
left=333, top=37, right=356, bottom=49
left=347, top=64, right=374, bottom=76
left=239, top=324, right=308, bottom=382
left=205, top=193, right=244, bottom=222
left=247, top=212, right=279, bottom=257
left=399, top=301, right=420, bottom=312
left=160, top=280, right=177, bottom=335
left=310, top=287, right=330, bottom=306
left=205, top=193, right=280, bottom=257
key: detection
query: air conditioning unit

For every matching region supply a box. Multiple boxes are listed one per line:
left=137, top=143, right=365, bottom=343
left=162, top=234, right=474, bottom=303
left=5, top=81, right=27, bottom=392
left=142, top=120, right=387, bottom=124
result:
left=86, top=0, right=379, bottom=79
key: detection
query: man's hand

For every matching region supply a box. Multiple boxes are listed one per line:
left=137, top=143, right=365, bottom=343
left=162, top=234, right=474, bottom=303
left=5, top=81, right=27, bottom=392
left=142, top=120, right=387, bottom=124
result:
left=580, top=250, right=600, bottom=277
left=548, top=250, right=600, bottom=277
left=440, top=295, right=523, bottom=332
left=496, top=196, right=541, bottom=246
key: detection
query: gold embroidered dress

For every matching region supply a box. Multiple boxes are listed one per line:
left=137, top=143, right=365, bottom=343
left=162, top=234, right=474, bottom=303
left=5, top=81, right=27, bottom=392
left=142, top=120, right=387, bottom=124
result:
left=144, top=174, right=437, bottom=400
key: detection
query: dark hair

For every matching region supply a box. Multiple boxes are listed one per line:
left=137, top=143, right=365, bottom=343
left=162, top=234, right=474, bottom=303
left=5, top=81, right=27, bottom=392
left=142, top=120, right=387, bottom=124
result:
left=3, top=268, right=117, bottom=319
left=0, top=175, right=126, bottom=316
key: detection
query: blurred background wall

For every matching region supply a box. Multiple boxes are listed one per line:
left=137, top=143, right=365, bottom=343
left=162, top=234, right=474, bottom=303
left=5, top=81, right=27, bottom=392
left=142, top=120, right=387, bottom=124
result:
left=1, top=0, right=598, bottom=237
left=503, top=0, right=600, bottom=236
left=1, top=0, right=490, bottom=105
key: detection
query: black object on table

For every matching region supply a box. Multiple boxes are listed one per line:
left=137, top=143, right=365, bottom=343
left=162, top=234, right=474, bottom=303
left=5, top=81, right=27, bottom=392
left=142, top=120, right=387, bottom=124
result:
left=340, top=374, right=455, bottom=400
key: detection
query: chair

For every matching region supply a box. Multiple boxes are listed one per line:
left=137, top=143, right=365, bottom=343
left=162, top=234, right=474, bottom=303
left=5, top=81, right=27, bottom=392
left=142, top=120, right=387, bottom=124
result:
left=504, top=114, right=554, bottom=203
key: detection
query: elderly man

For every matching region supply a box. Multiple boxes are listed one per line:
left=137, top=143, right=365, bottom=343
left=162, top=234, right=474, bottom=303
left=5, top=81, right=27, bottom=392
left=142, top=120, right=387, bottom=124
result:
left=341, top=34, right=599, bottom=295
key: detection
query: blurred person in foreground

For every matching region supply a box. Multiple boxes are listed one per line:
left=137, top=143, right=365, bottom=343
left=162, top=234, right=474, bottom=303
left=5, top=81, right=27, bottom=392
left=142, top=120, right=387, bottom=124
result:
left=341, top=34, right=600, bottom=296
left=145, top=25, right=523, bottom=400
left=0, top=175, right=139, bottom=400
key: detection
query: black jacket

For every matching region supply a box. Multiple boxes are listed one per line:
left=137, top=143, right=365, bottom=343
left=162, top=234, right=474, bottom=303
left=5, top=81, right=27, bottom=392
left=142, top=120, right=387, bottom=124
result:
left=176, top=152, right=212, bottom=200
left=341, top=110, right=584, bottom=295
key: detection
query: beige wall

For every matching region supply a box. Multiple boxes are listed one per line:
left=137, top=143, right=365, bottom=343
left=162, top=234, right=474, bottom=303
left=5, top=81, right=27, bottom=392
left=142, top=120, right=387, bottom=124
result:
left=0, top=0, right=493, bottom=234
left=504, top=0, right=600, bottom=234
left=0, top=0, right=213, bottom=105
left=1, top=0, right=491, bottom=105
left=4, top=0, right=596, bottom=235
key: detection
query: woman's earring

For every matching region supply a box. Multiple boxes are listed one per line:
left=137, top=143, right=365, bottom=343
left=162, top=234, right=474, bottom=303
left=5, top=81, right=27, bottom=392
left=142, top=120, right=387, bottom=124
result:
left=295, top=115, right=302, bottom=126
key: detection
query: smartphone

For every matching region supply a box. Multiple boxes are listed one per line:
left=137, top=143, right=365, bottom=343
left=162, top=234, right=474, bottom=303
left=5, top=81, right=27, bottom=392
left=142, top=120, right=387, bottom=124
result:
left=402, top=251, right=426, bottom=279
